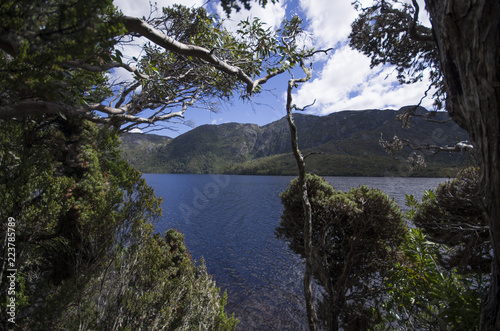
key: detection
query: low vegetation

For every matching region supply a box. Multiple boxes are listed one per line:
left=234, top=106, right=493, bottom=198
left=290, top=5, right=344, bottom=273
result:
left=0, top=118, right=238, bottom=330
left=278, top=170, right=488, bottom=329
left=224, top=152, right=463, bottom=177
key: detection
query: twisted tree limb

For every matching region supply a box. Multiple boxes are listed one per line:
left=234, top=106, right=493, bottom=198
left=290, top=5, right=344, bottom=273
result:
left=122, top=16, right=258, bottom=94
left=285, top=60, right=318, bottom=331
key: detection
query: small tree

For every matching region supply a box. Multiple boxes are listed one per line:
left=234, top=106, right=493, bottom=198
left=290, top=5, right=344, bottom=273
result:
left=278, top=175, right=407, bottom=330
left=409, top=167, right=490, bottom=274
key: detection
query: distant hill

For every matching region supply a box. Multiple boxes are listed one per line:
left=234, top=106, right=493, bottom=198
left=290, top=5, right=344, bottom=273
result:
left=119, top=107, right=471, bottom=177
left=119, top=133, right=172, bottom=168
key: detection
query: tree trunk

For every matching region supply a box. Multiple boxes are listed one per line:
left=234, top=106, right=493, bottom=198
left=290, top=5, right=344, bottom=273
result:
left=424, top=1, right=500, bottom=329
left=285, top=62, right=319, bottom=331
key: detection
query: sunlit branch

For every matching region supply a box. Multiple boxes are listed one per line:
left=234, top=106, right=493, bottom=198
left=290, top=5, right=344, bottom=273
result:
left=293, top=98, right=316, bottom=112
left=65, top=60, right=150, bottom=80
left=379, top=134, right=474, bottom=155
left=113, top=81, right=142, bottom=109
left=285, top=58, right=319, bottom=331
left=122, top=16, right=258, bottom=93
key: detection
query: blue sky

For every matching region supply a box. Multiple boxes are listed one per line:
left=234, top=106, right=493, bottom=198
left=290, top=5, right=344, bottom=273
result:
left=113, top=0, right=434, bottom=137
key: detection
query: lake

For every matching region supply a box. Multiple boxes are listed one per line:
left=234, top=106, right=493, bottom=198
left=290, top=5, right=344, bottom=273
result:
left=143, top=174, right=447, bottom=330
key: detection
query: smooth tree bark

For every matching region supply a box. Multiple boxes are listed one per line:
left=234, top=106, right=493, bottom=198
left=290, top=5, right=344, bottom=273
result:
left=285, top=61, right=319, bottom=331
left=0, top=12, right=287, bottom=128
left=122, top=16, right=285, bottom=95
left=424, top=1, right=500, bottom=329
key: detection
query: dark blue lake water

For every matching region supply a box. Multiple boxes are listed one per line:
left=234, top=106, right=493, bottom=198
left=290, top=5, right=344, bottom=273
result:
left=143, top=174, right=447, bottom=330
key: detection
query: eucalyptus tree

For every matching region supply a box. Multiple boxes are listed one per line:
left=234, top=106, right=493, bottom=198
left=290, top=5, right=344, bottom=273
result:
left=0, top=0, right=318, bottom=329
left=350, top=1, right=500, bottom=328
left=0, top=0, right=305, bottom=132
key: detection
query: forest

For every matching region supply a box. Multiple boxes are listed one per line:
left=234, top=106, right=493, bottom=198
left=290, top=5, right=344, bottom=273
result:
left=1, top=0, right=499, bottom=330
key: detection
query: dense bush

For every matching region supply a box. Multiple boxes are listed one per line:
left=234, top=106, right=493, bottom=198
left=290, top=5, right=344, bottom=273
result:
left=376, top=169, right=488, bottom=330
left=409, top=167, right=490, bottom=273
left=376, top=228, right=484, bottom=330
left=277, top=174, right=407, bottom=330
left=0, top=118, right=237, bottom=330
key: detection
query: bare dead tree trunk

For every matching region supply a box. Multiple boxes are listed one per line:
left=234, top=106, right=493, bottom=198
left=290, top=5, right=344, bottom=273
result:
left=285, top=61, right=319, bottom=331
left=424, top=1, right=500, bottom=329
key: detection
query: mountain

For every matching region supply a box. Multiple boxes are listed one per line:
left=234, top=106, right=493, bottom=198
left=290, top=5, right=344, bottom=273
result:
left=120, top=107, right=471, bottom=177
left=119, top=133, right=172, bottom=168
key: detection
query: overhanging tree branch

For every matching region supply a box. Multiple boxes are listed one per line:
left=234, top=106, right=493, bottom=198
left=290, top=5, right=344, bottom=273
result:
left=379, top=134, right=473, bottom=155
left=2, top=4, right=318, bottom=138
left=65, top=60, right=150, bottom=80
left=122, top=16, right=257, bottom=94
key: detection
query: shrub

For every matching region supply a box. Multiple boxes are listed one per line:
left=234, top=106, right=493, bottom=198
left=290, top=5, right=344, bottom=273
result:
left=277, top=174, right=406, bottom=329
left=0, top=118, right=237, bottom=330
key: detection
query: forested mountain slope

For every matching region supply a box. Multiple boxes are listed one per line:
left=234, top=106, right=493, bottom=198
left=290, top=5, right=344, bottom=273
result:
left=120, top=107, right=470, bottom=176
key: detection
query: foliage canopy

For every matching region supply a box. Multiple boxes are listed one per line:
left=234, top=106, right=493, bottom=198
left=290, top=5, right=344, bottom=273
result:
left=0, top=1, right=311, bottom=132
left=349, top=0, right=443, bottom=110
left=0, top=117, right=238, bottom=330
left=278, top=174, right=407, bottom=329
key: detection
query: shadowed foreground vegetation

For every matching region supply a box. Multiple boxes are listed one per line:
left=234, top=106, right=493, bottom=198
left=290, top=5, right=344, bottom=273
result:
left=0, top=118, right=238, bottom=330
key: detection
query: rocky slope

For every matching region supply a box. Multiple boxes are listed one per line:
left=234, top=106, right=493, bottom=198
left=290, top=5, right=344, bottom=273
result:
left=120, top=107, right=471, bottom=176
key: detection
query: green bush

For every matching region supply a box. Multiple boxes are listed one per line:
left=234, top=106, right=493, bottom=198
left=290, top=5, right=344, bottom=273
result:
left=409, top=167, right=490, bottom=274
left=376, top=168, right=489, bottom=330
left=277, top=174, right=407, bottom=330
left=376, top=228, right=484, bottom=330
left=0, top=118, right=237, bottom=330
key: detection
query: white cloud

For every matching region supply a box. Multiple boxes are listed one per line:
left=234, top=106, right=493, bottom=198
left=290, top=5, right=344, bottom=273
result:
left=214, top=1, right=286, bottom=33
left=299, top=0, right=358, bottom=48
left=293, top=46, right=436, bottom=114
left=290, top=0, right=436, bottom=115
left=129, top=127, right=144, bottom=133
left=211, top=117, right=224, bottom=125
